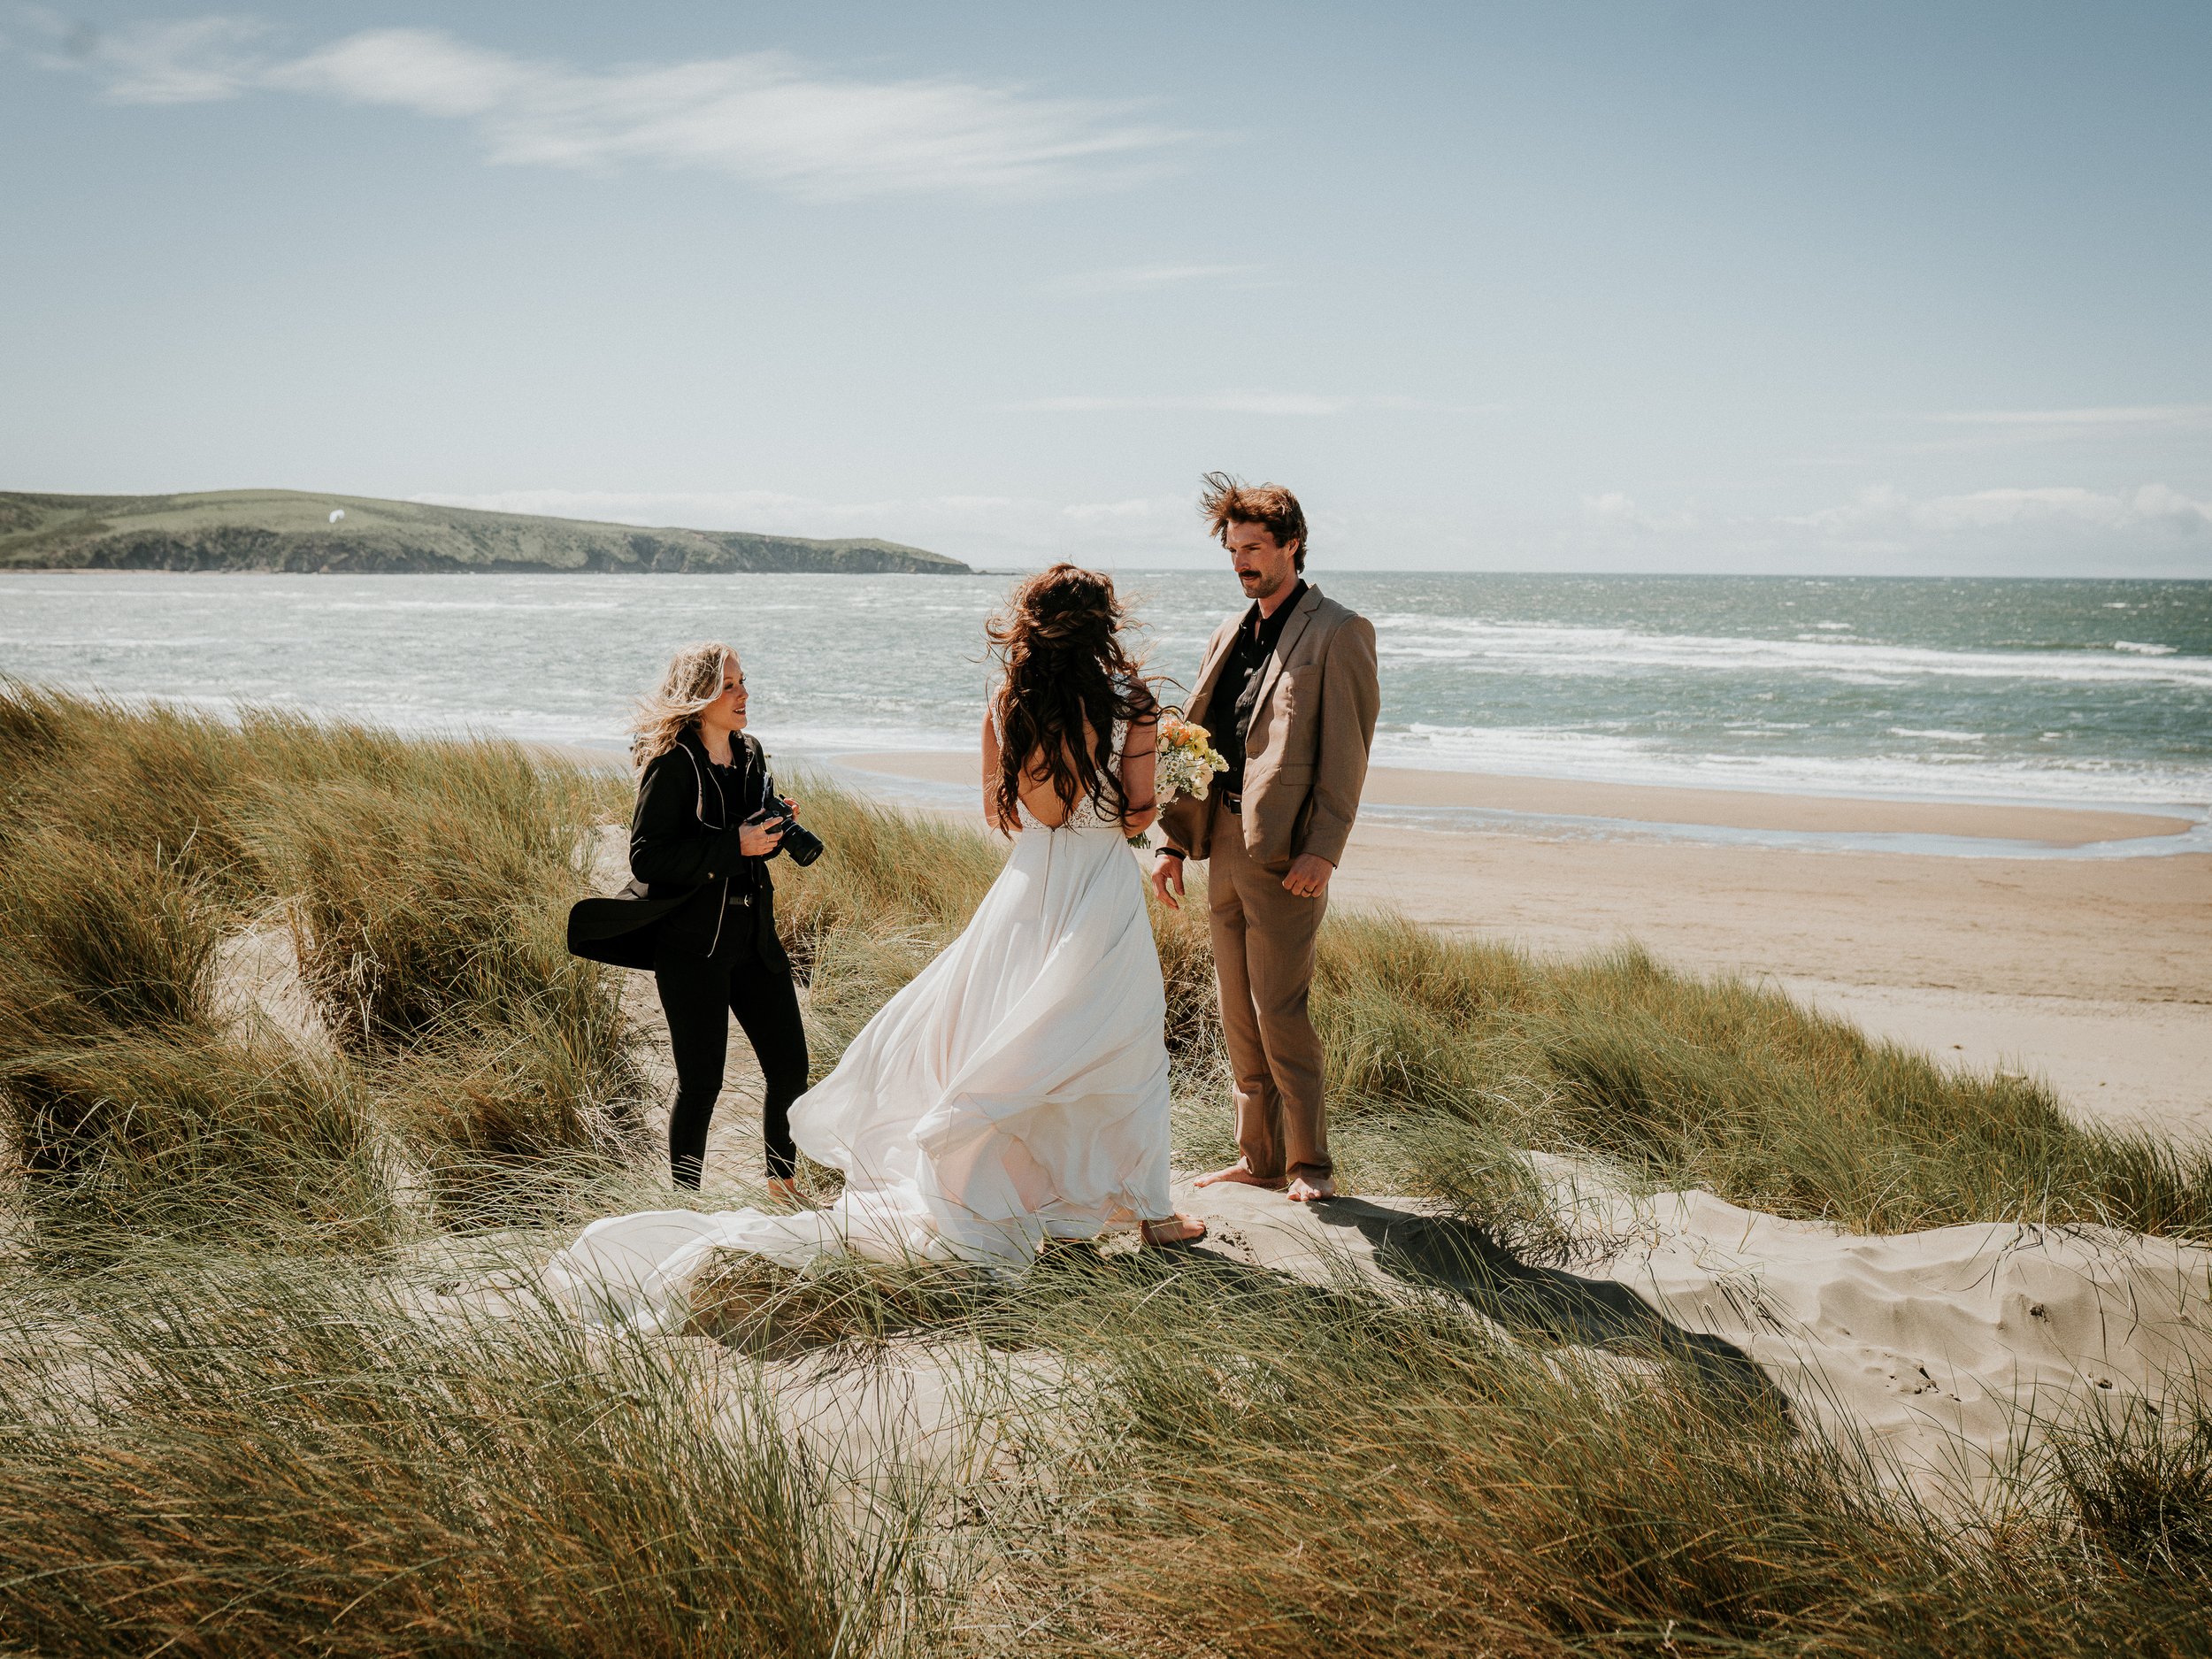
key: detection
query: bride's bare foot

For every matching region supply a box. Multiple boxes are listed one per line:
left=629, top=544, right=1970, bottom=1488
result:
left=1140, top=1213, right=1208, bottom=1247
left=1286, top=1171, right=1337, bottom=1203
left=1192, top=1160, right=1286, bottom=1192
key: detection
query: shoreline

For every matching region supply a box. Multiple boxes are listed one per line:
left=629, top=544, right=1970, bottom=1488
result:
left=833, top=749, right=2199, bottom=848
left=826, top=749, right=2212, bottom=1142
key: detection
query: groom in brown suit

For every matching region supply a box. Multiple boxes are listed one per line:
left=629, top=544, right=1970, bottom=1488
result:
left=1152, top=473, right=1380, bottom=1202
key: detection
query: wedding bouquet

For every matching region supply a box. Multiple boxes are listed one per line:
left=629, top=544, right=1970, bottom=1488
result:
left=1155, top=711, right=1228, bottom=803
left=1129, top=711, right=1226, bottom=848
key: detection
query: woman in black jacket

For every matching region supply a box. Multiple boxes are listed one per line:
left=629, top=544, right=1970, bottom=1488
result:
left=568, top=641, right=809, bottom=1200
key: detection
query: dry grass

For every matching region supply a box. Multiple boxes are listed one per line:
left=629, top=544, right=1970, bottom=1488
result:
left=962, top=1252, right=2212, bottom=1658
left=0, top=684, right=641, bottom=1237
left=2, top=688, right=2208, bottom=1655
left=1304, top=912, right=2212, bottom=1238
left=0, top=1250, right=934, bottom=1657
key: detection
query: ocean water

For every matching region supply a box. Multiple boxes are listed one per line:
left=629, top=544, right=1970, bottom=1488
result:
left=3, top=571, right=2207, bottom=812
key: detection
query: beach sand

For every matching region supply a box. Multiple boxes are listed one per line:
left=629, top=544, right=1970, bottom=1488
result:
left=833, top=751, right=2212, bottom=1141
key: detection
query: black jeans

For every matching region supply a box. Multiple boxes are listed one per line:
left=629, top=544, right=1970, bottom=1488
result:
left=653, top=925, right=809, bottom=1188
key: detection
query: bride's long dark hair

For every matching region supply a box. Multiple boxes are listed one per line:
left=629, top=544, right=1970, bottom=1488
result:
left=985, top=564, right=1156, bottom=833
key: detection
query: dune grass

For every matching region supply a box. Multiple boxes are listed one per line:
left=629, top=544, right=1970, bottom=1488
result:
left=0, top=1248, right=933, bottom=1658
left=1306, top=911, right=2212, bottom=1238
left=242, top=742, right=643, bottom=1213
left=0, top=684, right=641, bottom=1236
left=0, top=825, right=389, bottom=1248
left=958, top=1250, right=2212, bottom=1658
left=2, top=690, right=2208, bottom=1655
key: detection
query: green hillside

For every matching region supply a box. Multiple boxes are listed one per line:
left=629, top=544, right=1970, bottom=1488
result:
left=0, top=489, right=973, bottom=575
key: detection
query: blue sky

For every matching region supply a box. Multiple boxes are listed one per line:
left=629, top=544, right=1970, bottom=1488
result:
left=3, top=2, right=2208, bottom=573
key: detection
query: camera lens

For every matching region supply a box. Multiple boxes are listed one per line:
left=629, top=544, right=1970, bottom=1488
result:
left=780, top=822, right=826, bottom=866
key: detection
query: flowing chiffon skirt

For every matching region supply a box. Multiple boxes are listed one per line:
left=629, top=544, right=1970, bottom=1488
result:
left=544, top=819, right=1173, bottom=1329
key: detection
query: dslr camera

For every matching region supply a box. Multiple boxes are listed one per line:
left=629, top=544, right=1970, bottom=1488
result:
left=749, top=799, right=825, bottom=867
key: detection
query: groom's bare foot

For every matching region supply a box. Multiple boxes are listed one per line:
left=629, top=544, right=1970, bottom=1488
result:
left=1286, top=1171, right=1337, bottom=1202
left=765, top=1177, right=809, bottom=1209
left=1193, top=1160, right=1287, bottom=1192
left=1141, top=1213, right=1209, bottom=1248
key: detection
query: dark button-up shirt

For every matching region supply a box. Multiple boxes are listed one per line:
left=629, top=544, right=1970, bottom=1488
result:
left=705, top=745, right=773, bottom=908
left=1215, top=580, right=1307, bottom=796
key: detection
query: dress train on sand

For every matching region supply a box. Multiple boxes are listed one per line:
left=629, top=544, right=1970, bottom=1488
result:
left=545, top=803, right=1172, bottom=1329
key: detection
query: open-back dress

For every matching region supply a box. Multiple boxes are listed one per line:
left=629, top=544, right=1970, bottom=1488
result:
left=545, top=721, right=1172, bottom=1325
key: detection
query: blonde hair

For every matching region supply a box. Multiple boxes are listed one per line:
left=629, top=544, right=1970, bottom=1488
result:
left=630, top=641, right=737, bottom=770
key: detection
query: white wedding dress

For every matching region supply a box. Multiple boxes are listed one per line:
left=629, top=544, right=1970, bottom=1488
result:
left=545, top=733, right=1173, bottom=1329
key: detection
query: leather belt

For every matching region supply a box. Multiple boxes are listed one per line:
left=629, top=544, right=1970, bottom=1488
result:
left=1220, top=788, right=1242, bottom=814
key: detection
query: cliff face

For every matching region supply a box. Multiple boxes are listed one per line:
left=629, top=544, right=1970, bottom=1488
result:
left=0, top=490, right=973, bottom=576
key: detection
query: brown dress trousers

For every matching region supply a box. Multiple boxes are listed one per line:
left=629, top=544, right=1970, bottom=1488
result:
left=1158, top=586, right=1381, bottom=1184
left=1206, top=795, right=1333, bottom=1179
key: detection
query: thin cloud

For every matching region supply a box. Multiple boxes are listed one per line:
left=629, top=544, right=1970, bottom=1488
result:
left=1784, top=481, right=2212, bottom=535
left=1020, top=392, right=1352, bottom=417
left=1043, top=262, right=1260, bottom=296
left=1059, top=497, right=1171, bottom=520
left=27, top=15, right=1191, bottom=200
left=1928, top=403, right=2212, bottom=427
left=53, top=14, right=267, bottom=103
left=1012, top=392, right=1498, bottom=417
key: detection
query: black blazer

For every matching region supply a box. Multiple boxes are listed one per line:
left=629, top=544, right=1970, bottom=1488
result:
left=565, top=731, right=790, bottom=971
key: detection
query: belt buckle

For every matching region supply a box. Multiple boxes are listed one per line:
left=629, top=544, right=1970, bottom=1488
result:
left=1222, top=789, right=1242, bottom=814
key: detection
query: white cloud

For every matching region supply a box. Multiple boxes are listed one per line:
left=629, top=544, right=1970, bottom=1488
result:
left=29, top=17, right=1188, bottom=200
left=1043, top=263, right=1258, bottom=296
left=69, top=14, right=266, bottom=103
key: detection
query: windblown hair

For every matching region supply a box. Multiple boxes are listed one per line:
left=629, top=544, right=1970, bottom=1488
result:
left=985, top=565, right=1156, bottom=833
left=1199, top=470, right=1309, bottom=572
left=630, top=641, right=735, bottom=771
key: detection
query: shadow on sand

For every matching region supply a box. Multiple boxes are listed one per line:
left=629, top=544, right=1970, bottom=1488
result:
left=1297, top=1197, right=1789, bottom=1418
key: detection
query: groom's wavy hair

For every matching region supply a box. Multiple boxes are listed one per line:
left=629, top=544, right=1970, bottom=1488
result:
left=1199, top=471, right=1308, bottom=572
left=629, top=641, right=736, bottom=771
left=985, top=565, right=1156, bottom=834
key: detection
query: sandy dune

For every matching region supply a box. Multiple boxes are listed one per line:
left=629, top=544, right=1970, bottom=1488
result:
left=1178, top=1176, right=2212, bottom=1509
left=530, top=1173, right=2212, bottom=1517
left=545, top=795, right=2212, bottom=1517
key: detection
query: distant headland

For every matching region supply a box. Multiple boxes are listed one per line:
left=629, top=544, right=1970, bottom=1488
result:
left=0, top=489, right=973, bottom=576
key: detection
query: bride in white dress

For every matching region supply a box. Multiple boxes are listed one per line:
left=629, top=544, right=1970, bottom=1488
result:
left=547, top=565, right=1205, bottom=1328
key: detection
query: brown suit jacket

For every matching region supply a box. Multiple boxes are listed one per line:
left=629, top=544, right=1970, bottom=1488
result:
left=1158, top=585, right=1380, bottom=868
